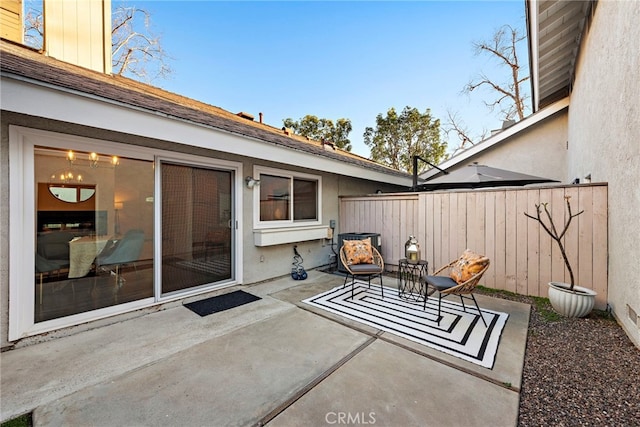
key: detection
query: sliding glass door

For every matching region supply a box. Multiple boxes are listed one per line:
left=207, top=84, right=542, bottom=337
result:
left=11, top=126, right=242, bottom=340
left=34, top=147, right=154, bottom=322
left=161, top=162, right=234, bottom=295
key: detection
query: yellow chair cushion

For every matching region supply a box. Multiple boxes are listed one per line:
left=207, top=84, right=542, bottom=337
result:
left=450, top=249, right=489, bottom=284
left=343, top=238, right=374, bottom=265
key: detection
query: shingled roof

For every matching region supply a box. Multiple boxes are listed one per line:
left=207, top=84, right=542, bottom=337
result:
left=0, top=40, right=408, bottom=180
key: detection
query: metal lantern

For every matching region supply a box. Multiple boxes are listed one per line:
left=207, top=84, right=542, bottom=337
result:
left=405, top=236, right=421, bottom=264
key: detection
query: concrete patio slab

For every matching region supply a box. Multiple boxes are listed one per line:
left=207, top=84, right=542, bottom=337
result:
left=276, top=278, right=530, bottom=390
left=1, top=271, right=529, bottom=426
left=33, top=308, right=371, bottom=427
left=1, top=286, right=293, bottom=422
left=270, top=339, right=520, bottom=427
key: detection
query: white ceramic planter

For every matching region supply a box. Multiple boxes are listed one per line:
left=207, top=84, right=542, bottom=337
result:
left=548, top=282, right=597, bottom=317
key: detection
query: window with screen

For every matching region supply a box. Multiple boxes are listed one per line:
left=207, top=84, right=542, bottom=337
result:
left=255, top=168, right=320, bottom=226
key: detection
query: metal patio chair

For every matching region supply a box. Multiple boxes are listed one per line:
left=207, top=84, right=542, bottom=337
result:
left=423, top=251, right=490, bottom=327
left=339, top=240, right=384, bottom=299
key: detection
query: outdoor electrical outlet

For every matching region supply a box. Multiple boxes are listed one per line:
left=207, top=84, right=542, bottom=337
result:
left=260, top=255, right=265, bottom=262
left=330, top=219, right=336, bottom=228
left=326, top=227, right=334, bottom=239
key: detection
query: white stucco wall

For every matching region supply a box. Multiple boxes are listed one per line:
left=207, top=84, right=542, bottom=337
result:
left=446, top=110, right=568, bottom=182
left=0, top=116, right=8, bottom=348
left=239, top=161, right=400, bottom=285
left=0, top=112, right=406, bottom=347
left=568, top=0, right=640, bottom=347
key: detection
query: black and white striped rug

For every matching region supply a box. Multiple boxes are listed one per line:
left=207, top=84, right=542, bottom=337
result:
left=303, top=282, right=508, bottom=369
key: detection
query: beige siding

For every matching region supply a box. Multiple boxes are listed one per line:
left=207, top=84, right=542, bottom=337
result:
left=0, top=0, right=22, bottom=43
left=340, top=184, right=608, bottom=309
left=44, top=0, right=111, bottom=73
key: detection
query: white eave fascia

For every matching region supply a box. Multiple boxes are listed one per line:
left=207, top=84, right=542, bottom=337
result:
left=0, top=73, right=411, bottom=187
left=527, top=0, right=541, bottom=112
left=420, top=96, right=569, bottom=181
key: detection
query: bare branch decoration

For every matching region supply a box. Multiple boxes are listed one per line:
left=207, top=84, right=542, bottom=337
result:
left=524, top=196, right=584, bottom=290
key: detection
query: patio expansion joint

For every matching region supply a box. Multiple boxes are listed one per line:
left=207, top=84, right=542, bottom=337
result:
left=298, top=303, right=521, bottom=394
left=255, top=334, right=378, bottom=427
left=376, top=332, right=521, bottom=393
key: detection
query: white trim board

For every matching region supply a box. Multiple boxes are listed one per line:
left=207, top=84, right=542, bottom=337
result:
left=1, top=76, right=411, bottom=187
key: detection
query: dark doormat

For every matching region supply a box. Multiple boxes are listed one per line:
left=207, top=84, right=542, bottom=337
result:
left=184, top=290, right=261, bottom=317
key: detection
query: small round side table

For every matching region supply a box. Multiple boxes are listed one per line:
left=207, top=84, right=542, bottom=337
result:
left=397, top=259, right=429, bottom=303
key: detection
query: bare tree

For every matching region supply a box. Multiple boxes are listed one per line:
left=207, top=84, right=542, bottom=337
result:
left=446, top=24, right=530, bottom=152
left=111, top=6, right=172, bottom=82
left=464, top=24, right=530, bottom=121
left=442, top=110, right=488, bottom=155
left=22, top=1, right=172, bottom=83
left=23, top=0, right=43, bottom=49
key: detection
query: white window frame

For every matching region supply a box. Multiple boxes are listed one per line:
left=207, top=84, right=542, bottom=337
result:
left=251, top=166, right=322, bottom=230
left=8, top=126, right=243, bottom=341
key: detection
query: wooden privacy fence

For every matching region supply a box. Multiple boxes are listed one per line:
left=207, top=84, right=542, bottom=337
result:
left=339, top=184, right=608, bottom=309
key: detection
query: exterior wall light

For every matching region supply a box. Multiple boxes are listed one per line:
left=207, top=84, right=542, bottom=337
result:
left=245, top=176, right=260, bottom=189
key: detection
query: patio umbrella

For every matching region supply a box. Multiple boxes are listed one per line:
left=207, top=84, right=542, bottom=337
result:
left=414, top=163, right=559, bottom=191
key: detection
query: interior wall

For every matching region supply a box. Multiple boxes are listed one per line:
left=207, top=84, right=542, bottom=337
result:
left=37, top=183, right=96, bottom=211
left=567, top=0, right=640, bottom=347
left=35, top=152, right=113, bottom=220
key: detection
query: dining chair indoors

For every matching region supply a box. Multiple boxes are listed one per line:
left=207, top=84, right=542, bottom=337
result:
left=339, top=238, right=385, bottom=299
left=423, top=249, right=490, bottom=327
left=95, top=229, right=145, bottom=299
left=37, top=231, right=74, bottom=264
left=35, top=253, right=70, bottom=305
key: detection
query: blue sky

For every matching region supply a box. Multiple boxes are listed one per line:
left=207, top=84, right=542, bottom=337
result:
left=130, top=1, right=529, bottom=158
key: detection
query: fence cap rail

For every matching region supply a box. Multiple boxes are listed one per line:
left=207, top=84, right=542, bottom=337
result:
left=340, top=183, right=607, bottom=200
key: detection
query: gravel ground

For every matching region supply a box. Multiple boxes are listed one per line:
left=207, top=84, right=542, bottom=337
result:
left=477, top=289, right=640, bottom=427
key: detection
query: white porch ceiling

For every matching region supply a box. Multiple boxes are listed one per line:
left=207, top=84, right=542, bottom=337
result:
left=528, top=0, right=595, bottom=110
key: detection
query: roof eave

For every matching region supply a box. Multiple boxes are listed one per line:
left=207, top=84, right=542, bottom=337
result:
left=527, top=0, right=594, bottom=112
left=0, top=72, right=411, bottom=188
left=0, top=40, right=411, bottom=187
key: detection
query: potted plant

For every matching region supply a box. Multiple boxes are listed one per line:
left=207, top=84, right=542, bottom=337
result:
left=524, top=196, right=597, bottom=317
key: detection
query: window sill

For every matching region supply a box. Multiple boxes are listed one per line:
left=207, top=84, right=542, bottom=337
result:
left=253, top=225, right=330, bottom=247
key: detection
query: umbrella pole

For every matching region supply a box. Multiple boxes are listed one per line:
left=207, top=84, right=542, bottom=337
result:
left=412, top=155, right=449, bottom=191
